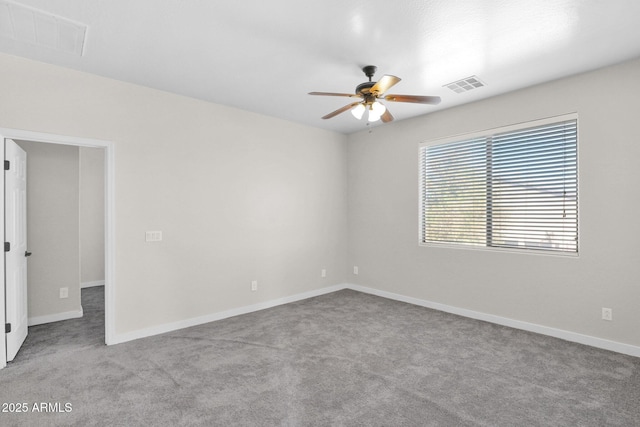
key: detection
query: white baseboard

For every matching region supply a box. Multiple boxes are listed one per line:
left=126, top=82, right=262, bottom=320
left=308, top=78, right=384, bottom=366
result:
left=109, top=282, right=640, bottom=358
left=111, top=284, right=347, bottom=345
left=347, top=284, right=640, bottom=358
left=81, top=280, right=105, bottom=289
left=28, top=307, right=84, bottom=326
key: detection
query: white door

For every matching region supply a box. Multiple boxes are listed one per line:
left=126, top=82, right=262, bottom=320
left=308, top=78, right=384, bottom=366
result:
left=5, top=139, right=28, bottom=362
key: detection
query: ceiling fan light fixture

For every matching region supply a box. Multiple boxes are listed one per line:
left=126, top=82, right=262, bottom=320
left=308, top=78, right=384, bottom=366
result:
left=351, top=103, right=365, bottom=119
left=310, top=65, right=439, bottom=124
left=368, top=106, right=381, bottom=122
left=371, top=101, right=386, bottom=115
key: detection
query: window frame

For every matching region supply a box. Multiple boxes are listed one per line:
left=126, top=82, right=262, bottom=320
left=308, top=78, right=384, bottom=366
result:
left=418, top=113, right=579, bottom=257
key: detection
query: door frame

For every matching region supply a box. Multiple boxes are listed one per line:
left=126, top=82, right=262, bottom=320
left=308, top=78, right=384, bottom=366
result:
left=0, top=128, right=115, bottom=369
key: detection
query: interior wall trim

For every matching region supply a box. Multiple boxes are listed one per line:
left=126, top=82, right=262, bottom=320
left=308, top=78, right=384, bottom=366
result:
left=81, top=280, right=105, bottom=289
left=111, top=284, right=346, bottom=345
left=347, top=284, right=640, bottom=358
left=111, top=282, right=639, bottom=358
left=28, top=308, right=83, bottom=327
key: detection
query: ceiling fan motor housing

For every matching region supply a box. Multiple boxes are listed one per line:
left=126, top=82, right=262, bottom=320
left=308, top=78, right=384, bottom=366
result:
left=356, top=81, right=376, bottom=96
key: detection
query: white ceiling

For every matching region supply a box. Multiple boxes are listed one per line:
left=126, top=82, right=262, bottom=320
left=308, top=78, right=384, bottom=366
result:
left=1, top=0, right=640, bottom=134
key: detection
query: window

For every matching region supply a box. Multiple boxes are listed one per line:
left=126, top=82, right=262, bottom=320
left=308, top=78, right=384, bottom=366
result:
left=420, top=115, right=578, bottom=254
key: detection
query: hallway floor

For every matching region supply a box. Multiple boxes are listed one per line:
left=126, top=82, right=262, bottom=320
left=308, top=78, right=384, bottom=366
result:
left=11, top=286, right=104, bottom=365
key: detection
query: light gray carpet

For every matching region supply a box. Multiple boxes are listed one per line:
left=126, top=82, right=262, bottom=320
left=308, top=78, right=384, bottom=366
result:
left=1, top=287, right=639, bottom=426
left=8, top=286, right=105, bottom=364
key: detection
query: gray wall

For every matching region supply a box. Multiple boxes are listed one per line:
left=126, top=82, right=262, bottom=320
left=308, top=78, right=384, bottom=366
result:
left=0, top=53, right=348, bottom=338
left=80, top=147, right=105, bottom=285
left=3, top=50, right=638, bottom=351
left=347, top=57, right=640, bottom=348
left=16, top=141, right=81, bottom=322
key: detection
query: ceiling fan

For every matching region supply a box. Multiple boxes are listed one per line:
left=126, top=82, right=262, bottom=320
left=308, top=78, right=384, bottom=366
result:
left=309, top=65, right=441, bottom=123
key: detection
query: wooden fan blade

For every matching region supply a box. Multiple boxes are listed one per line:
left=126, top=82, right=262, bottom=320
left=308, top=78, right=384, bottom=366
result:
left=380, top=109, right=394, bottom=123
left=309, top=92, right=362, bottom=98
left=370, top=75, right=401, bottom=96
left=322, top=102, right=362, bottom=120
left=384, top=94, right=441, bottom=105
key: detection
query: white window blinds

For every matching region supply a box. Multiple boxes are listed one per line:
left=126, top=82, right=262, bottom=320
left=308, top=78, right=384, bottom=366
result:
left=420, top=117, right=578, bottom=254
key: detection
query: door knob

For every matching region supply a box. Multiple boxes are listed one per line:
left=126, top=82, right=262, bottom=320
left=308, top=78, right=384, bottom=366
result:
left=25, top=251, right=32, bottom=257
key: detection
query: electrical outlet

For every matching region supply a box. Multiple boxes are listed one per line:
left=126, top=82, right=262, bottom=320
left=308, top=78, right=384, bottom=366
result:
left=602, top=307, right=613, bottom=321
left=145, top=231, right=162, bottom=242
left=353, top=266, right=359, bottom=275
left=321, top=269, right=326, bottom=278
left=59, top=287, right=69, bottom=299
left=251, top=281, right=258, bottom=292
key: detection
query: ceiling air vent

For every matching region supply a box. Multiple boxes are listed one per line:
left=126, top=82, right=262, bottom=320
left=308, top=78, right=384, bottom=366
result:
left=444, top=76, right=485, bottom=94
left=0, top=0, right=87, bottom=56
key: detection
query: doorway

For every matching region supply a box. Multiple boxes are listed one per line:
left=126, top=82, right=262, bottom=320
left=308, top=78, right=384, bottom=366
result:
left=1, top=128, right=115, bottom=369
